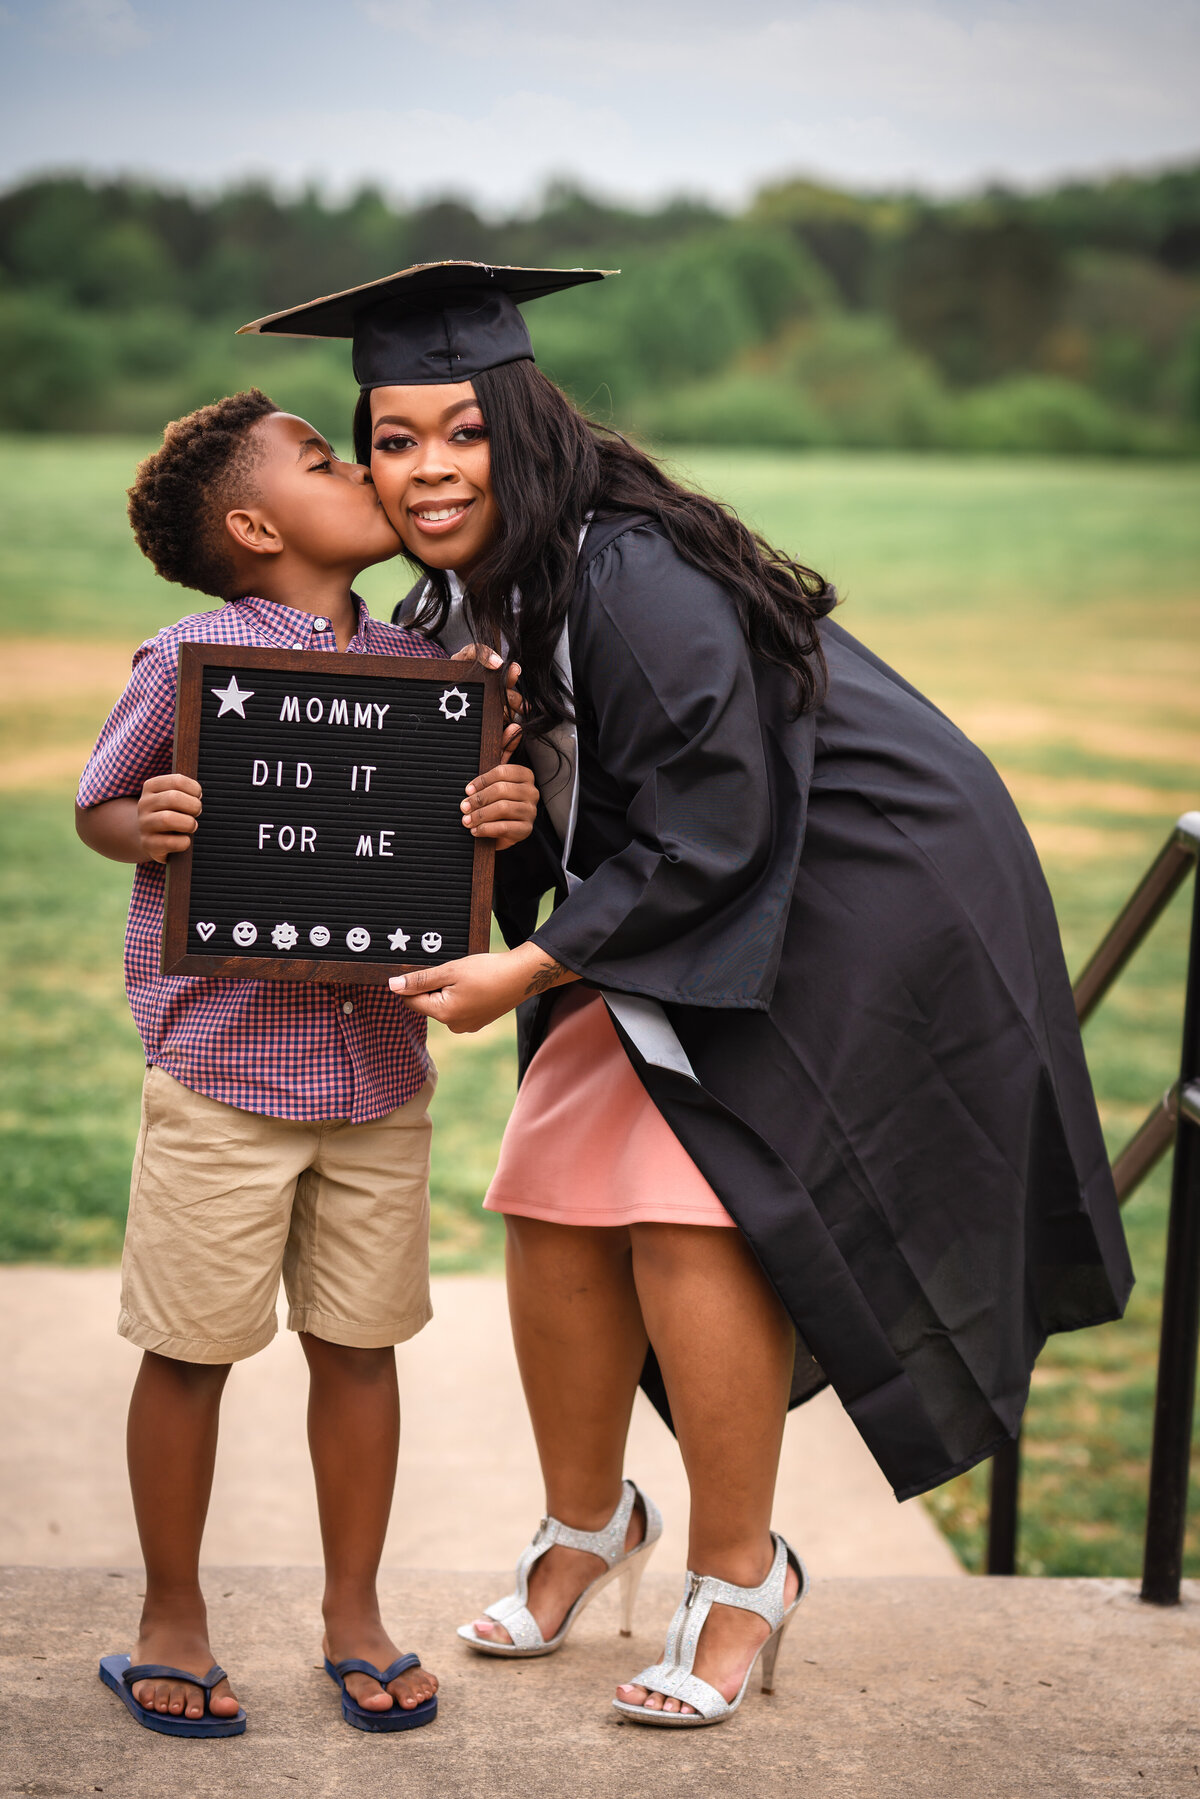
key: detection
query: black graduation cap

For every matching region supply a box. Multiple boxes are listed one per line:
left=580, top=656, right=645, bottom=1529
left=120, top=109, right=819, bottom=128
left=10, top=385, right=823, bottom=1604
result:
left=237, top=260, right=614, bottom=390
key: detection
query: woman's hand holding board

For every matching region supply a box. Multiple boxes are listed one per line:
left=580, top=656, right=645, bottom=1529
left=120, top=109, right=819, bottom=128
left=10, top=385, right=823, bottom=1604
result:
left=451, top=644, right=531, bottom=840
left=461, top=763, right=537, bottom=845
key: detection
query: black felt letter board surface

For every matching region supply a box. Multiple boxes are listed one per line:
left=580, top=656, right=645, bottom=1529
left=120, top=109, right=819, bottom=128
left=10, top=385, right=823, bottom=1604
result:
left=163, top=644, right=503, bottom=983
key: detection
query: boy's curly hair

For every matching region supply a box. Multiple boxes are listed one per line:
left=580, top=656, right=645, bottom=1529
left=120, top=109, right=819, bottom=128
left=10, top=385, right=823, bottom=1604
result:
left=127, top=389, right=279, bottom=599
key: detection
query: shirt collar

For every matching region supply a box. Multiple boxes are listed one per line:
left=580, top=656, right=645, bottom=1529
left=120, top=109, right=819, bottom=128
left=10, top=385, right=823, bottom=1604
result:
left=230, top=594, right=372, bottom=651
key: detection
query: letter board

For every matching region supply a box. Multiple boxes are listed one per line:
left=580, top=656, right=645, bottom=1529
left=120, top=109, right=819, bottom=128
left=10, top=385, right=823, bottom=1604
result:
left=162, top=644, right=504, bottom=983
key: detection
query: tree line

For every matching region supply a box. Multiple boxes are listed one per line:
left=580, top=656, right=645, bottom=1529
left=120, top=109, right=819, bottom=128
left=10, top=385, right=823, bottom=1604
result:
left=1, top=164, right=1197, bottom=453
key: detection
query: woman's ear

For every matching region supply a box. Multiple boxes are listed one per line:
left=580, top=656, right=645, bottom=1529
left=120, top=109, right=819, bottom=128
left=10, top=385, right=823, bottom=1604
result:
left=225, top=509, right=284, bottom=558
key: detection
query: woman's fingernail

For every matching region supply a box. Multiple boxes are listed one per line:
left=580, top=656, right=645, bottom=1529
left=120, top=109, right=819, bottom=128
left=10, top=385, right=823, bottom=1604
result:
left=466, top=782, right=476, bottom=794
left=389, top=977, right=406, bottom=991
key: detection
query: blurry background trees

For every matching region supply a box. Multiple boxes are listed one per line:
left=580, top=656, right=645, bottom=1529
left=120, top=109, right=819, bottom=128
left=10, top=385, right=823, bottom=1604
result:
left=1, top=162, right=1197, bottom=453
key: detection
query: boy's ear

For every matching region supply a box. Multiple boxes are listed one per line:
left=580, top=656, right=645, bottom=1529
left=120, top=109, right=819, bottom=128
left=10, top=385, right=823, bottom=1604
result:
left=225, top=508, right=284, bottom=558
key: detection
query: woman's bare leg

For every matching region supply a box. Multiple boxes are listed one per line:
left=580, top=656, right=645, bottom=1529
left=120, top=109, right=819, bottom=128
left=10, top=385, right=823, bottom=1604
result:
left=469, top=1214, right=650, bottom=1644
left=616, top=1223, right=797, bottom=1715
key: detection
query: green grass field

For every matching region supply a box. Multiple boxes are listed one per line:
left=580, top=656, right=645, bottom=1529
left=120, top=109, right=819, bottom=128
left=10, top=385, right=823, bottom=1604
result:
left=1, top=434, right=1197, bottom=1577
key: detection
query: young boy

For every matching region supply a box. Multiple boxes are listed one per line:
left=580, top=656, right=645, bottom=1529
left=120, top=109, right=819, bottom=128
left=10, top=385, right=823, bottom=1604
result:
left=76, top=389, right=537, bottom=1736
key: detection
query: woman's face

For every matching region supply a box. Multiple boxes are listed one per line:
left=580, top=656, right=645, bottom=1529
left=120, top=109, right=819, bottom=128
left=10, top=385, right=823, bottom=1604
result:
left=368, top=383, right=500, bottom=577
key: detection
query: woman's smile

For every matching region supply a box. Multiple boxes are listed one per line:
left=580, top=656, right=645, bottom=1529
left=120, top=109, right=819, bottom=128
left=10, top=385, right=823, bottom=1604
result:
left=408, top=498, right=476, bottom=536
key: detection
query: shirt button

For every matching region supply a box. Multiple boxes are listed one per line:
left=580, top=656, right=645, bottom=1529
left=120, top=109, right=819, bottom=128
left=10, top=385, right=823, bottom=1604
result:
left=293, top=640, right=305, bottom=649
left=314, top=618, right=328, bottom=632
left=343, top=1001, right=354, bottom=1015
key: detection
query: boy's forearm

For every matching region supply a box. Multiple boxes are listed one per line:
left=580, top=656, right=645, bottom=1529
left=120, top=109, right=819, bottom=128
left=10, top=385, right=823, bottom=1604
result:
left=76, top=775, right=202, bottom=864
left=75, top=798, right=145, bottom=863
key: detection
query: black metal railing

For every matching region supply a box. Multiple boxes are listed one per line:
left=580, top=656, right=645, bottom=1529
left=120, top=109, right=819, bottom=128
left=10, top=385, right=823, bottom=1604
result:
left=985, top=810, right=1200, bottom=1604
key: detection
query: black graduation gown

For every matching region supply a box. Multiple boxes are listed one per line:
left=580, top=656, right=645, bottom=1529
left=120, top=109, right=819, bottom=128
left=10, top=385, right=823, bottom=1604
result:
left=484, top=514, right=1133, bottom=1502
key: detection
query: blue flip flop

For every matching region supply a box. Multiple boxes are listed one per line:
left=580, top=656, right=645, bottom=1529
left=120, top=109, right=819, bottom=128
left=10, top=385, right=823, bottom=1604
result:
left=324, top=1653, right=437, bottom=1732
left=98, top=1654, right=246, bottom=1737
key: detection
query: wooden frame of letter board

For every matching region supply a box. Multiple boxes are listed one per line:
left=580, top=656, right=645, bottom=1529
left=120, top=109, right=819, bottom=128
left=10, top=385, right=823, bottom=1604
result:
left=162, top=643, right=505, bottom=983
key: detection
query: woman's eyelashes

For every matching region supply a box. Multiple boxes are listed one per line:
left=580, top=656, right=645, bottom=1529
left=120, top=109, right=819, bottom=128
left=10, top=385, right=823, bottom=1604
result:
left=372, top=423, right=487, bottom=454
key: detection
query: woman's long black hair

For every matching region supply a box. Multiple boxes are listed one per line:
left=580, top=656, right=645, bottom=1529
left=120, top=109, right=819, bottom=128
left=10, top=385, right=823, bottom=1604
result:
left=354, top=361, right=836, bottom=744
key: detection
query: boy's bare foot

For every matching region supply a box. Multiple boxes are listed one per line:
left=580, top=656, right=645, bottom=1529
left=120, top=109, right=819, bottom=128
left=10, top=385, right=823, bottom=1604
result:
left=614, top=1548, right=801, bottom=1716
left=323, top=1615, right=438, bottom=1713
left=129, top=1617, right=241, bottom=1721
left=469, top=1493, right=646, bottom=1647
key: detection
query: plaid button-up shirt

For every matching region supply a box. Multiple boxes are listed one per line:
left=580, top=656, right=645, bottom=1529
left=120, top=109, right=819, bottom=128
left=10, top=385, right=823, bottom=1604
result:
left=78, top=595, right=440, bottom=1123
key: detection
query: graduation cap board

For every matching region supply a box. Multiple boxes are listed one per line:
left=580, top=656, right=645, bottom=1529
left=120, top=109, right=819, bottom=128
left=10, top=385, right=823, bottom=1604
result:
left=162, top=644, right=504, bottom=983
left=238, top=261, right=616, bottom=388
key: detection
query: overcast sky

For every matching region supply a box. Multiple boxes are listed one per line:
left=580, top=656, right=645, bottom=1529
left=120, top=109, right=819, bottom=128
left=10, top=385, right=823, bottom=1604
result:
left=1, top=0, right=1197, bottom=207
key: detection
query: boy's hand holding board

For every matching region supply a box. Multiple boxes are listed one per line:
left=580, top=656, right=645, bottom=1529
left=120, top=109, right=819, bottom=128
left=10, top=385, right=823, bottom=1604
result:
left=137, top=772, right=204, bottom=862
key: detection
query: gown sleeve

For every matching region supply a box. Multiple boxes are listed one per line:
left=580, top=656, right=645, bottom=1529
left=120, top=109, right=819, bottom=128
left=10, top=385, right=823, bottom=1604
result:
left=531, top=524, right=815, bottom=1009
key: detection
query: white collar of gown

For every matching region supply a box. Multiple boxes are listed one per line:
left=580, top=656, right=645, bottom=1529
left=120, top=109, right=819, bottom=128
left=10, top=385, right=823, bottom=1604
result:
left=426, top=554, right=698, bottom=1082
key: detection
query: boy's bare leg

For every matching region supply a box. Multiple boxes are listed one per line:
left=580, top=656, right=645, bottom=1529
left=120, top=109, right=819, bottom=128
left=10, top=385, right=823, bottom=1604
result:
left=469, top=1215, right=650, bottom=1646
left=300, top=1334, right=437, bottom=1714
left=126, top=1351, right=242, bottom=1719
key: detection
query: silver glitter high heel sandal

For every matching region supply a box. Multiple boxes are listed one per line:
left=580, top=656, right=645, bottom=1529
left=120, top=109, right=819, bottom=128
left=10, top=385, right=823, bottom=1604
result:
left=457, top=1478, right=662, bottom=1658
left=612, top=1532, right=807, bottom=1727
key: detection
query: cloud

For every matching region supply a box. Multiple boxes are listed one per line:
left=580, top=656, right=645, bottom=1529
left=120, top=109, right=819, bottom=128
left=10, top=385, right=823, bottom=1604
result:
left=1, top=0, right=1196, bottom=204
left=42, top=0, right=148, bottom=53
left=230, top=88, right=640, bottom=204
left=350, top=0, right=1200, bottom=197
left=359, top=0, right=1197, bottom=128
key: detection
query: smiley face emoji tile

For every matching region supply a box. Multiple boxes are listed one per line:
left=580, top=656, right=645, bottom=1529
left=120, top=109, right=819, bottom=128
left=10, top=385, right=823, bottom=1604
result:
left=233, top=920, right=258, bottom=947
left=420, top=931, right=443, bottom=954
left=308, top=925, right=331, bottom=948
left=346, top=927, right=371, bottom=953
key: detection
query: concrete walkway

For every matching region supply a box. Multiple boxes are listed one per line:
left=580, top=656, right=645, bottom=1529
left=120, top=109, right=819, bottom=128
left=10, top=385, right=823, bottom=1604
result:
left=0, top=1267, right=958, bottom=1577
left=2, top=1566, right=1196, bottom=1798
left=5, top=1271, right=1197, bottom=1798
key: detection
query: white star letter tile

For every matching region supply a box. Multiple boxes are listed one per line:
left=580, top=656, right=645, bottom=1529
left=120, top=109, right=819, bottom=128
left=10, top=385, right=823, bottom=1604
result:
left=212, top=675, right=255, bottom=718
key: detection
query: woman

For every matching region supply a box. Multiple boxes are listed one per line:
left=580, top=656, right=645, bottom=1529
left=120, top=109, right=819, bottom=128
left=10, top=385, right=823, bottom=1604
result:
left=244, top=265, right=1132, bottom=1727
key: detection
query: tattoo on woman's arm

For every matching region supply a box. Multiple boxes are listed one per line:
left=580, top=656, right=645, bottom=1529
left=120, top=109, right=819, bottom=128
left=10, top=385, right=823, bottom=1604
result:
left=524, top=959, right=568, bottom=997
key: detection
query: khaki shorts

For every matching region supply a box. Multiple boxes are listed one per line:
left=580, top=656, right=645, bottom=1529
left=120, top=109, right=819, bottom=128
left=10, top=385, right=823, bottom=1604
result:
left=119, top=1065, right=434, bottom=1363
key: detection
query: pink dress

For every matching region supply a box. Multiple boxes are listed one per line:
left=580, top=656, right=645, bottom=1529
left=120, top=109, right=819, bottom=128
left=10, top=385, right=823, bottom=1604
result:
left=484, top=987, right=736, bottom=1228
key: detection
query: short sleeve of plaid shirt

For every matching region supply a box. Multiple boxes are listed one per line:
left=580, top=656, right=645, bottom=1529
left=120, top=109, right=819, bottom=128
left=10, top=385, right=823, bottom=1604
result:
left=77, top=627, right=181, bottom=807
left=76, top=597, right=443, bottom=1124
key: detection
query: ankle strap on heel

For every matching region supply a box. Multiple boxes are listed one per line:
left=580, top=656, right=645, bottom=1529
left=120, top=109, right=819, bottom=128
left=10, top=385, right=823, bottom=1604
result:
left=534, top=1479, right=640, bottom=1570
